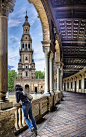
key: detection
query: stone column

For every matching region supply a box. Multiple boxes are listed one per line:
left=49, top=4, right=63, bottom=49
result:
left=57, top=66, right=60, bottom=92
left=60, top=72, right=63, bottom=91
left=49, top=52, right=54, bottom=95
left=0, top=0, right=15, bottom=109
left=43, top=46, right=50, bottom=95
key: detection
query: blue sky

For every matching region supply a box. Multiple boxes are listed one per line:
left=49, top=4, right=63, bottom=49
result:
left=8, top=0, right=45, bottom=72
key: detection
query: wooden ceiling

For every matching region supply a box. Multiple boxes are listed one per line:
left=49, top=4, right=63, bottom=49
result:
left=48, top=0, right=86, bottom=78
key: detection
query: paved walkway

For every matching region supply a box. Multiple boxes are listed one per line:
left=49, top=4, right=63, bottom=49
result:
left=17, top=91, right=86, bottom=137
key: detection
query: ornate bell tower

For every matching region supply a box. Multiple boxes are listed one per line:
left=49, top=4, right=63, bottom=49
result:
left=18, top=11, right=35, bottom=79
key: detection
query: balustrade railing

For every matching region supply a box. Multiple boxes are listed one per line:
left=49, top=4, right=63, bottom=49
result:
left=13, top=93, right=62, bottom=135
left=14, top=96, right=48, bottom=135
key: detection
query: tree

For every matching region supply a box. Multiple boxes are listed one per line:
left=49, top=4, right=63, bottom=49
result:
left=35, top=71, right=45, bottom=79
left=8, top=69, right=17, bottom=92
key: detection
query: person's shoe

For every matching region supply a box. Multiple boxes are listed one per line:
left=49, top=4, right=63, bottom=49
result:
left=31, top=128, right=37, bottom=135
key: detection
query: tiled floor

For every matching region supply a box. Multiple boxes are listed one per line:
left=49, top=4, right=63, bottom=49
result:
left=17, top=91, right=86, bottom=137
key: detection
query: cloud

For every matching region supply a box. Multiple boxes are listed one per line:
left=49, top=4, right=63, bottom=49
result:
left=9, top=19, right=21, bottom=27
left=10, top=36, right=19, bottom=43
left=35, top=60, right=45, bottom=71
left=8, top=3, right=38, bottom=28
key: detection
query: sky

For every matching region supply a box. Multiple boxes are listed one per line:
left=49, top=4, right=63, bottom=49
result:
left=8, top=0, right=45, bottom=73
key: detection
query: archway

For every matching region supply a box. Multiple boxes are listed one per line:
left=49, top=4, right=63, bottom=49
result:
left=35, top=87, right=37, bottom=93
left=0, top=0, right=60, bottom=102
left=25, top=84, right=29, bottom=93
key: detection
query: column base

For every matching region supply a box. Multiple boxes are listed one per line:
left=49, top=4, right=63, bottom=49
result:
left=57, top=90, right=61, bottom=93
left=43, top=93, right=50, bottom=97
left=50, top=91, right=55, bottom=96
left=0, top=101, right=13, bottom=110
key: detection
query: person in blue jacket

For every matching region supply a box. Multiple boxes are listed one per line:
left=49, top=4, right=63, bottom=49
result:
left=15, top=84, right=37, bottom=135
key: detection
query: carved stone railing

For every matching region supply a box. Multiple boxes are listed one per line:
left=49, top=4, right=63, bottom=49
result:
left=13, top=92, right=62, bottom=135
left=14, top=96, right=48, bottom=135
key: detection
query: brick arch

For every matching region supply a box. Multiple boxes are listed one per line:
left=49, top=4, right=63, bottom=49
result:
left=28, top=0, right=50, bottom=42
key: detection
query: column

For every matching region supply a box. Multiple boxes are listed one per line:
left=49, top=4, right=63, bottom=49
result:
left=43, top=46, right=50, bottom=95
left=60, top=72, right=63, bottom=91
left=0, top=1, right=15, bottom=108
left=49, top=52, right=54, bottom=95
left=57, top=66, right=60, bottom=92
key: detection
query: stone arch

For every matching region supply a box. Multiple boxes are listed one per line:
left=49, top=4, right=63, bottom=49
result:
left=28, top=0, right=50, bottom=42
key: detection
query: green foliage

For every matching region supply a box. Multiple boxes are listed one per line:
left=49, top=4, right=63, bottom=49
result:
left=8, top=69, right=17, bottom=92
left=35, top=71, right=45, bottom=79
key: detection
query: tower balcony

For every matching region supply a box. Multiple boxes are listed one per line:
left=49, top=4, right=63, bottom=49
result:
left=18, top=68, right=35, bottom=70
left=19, top=48, right=34, bottom=52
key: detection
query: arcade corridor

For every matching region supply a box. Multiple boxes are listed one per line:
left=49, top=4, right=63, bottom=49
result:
left=17, top=91, right=86, bottom=137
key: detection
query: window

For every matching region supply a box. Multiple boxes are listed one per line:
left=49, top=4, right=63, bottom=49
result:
left=41, top=86, right=43, bottom=88
left=71, top=82, right=72, bottom=89
left=67, top=82, right=69, bottom=89
left=25, top=44, right=27, bottom=48
left=26, top=29, right=27, bottom=33
left=79, top=80, right=81, bottom=89
left=28, top=44, right=30, bottom=49
left=26, top=37, right=27, bottom=39
left=84, top=78, right=86, bottom=89
left=26, top=66, right=27, bottom=68
left=26, top=72, right=28, bottom=76
left=22, top=44, right=24, bottom=48
left=25, top=57, right=28, bottom=60
left=32, top=77, right=33, bottom=79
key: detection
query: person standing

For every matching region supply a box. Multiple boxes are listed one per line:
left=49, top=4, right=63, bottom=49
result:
left=15, top=84, right=37, bottom=136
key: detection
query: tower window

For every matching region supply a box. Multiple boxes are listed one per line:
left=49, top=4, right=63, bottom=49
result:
left=41, top=86, right=43, bottom=88
left=25, top=57, right=28, bottom=60
left=67, top=82, right=69, bottom=88
left=26, top=72, right=28, bottom=76
left=28, top=44, right=30, bottom=49
left=26, top=37, right=27, bottom=39
left=26, top=66, right=27, bottom=68
left=22, top=44, right=24, bottom=48
left=26, top=29, right=27, bottom=33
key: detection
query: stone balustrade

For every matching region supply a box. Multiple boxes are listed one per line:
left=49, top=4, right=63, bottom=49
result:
left=13, top=93, right=62, bottom=135
left=0, top=92, right=62, bottom=136
left=14, top=96, right=48, bottom=135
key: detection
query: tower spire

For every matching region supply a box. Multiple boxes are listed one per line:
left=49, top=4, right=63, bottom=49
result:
left=26, top=10, right=27, bottom=16
left=25, top=10, right=28, bottom=21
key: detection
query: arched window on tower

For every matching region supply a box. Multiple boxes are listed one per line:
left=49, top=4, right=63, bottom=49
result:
left=26, top=66, right=27, bottom=68
left=22, top=44, right=24, bottom=48
left=25, top=57, right=28, bottom=60
left=25, top=44, right=27, bottom=50
left=28, top=44, right=30, bottom=49
left=26, top=29, right=27, bottom=33
left=26, top=72, right=28, bottom=77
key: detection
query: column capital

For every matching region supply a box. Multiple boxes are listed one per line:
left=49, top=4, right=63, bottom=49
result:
left=43, top=46, right=50, bottom=56
left=0, top=0, right=15, bottom=17
left=42, top=40, right=51, bottom=47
